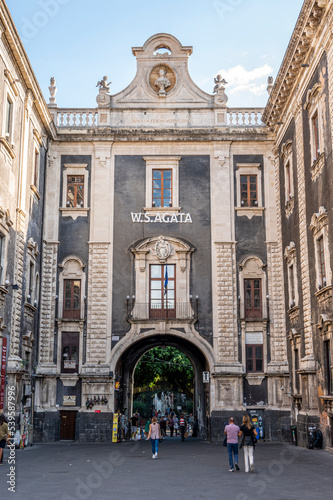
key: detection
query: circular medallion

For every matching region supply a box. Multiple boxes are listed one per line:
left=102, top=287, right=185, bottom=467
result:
left=149, top=65, right=176, bottom=95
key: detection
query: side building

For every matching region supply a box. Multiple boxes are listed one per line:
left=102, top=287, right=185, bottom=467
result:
left=33, top=33, right=289, bottom=442
left=263, top=0, right=333, bottom=448
left=0, top=1, right=55, bottom=443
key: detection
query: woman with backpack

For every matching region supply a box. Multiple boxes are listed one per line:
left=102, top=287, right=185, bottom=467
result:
left=238, top=414, right=257, bottom=472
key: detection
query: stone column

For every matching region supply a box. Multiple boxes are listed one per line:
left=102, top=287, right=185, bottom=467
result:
left=37, top=241, right=58, bottom=372
left=294, top=100, right=315, bottom=371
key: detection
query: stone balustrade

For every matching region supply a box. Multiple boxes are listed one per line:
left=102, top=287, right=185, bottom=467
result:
left=54, top=109, right=98, bottom=127
left=227, top=108, right=264, bottom=126
left=52, top=107, right=265, bottom=128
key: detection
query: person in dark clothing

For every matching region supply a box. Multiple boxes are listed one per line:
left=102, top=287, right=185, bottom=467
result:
left=192, top=416, right=199, bottom=437
left=179, top=413, right=186, bottom=441
left=238, top=414, right=257, bottom=472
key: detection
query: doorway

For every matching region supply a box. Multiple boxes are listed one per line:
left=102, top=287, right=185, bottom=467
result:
left=60, top=410, right=77, bottom=440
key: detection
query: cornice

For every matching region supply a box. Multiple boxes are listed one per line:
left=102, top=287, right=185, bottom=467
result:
left=262, top=0, right=329, bottom=128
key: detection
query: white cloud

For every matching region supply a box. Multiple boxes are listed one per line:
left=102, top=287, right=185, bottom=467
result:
left=216, top=64, right=273, bottom=97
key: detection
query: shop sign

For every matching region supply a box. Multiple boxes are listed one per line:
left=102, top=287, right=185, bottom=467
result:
left=63, top=395, right=76, bottom=406
left=0, top=338, right=7, bottom=412
left=131, top=212, right=193, bottom=224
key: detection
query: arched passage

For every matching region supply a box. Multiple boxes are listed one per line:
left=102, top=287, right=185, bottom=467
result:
left=113, top=334, right=211, bottom=439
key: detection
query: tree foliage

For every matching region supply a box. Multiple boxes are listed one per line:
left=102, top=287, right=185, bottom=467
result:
left=134, top=347, right=194, bottom=398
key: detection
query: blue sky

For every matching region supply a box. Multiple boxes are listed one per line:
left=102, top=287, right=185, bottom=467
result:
left=6, top=0, right=304, bottom=108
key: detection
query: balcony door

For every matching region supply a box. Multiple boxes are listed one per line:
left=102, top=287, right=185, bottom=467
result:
left=150, top=264, right=175, bottom=319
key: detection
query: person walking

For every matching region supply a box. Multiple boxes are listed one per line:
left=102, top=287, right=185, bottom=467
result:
left=168, top=415, right=174, bottom=437
left=238, top=414, right=257, bottom=473
left=130, top=413, right=138, bottom=440
left=148, top=416, right=160, bottom=459
left=145, top=418, right=151, bottom=439
left=179, top=413, right=186, bottom=441
left=224, top=417, right=240, bottom=472
left=0, top=415, right=9, bottom=464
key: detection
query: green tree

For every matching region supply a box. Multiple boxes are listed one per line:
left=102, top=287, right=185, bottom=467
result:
left=134, top=347, right=194, bottom=398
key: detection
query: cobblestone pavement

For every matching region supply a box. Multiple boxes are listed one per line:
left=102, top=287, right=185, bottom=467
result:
left=0, top=438, right=332, bottom=500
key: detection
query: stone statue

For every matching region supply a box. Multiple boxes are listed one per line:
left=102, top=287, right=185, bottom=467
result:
left=213, top=74, right=228, bottom=94
left=267, top=76, right=274, bottom=95
left=48, top=77, right=57, bottom=107
left=96, top=76, right=111, bottom=91
left=154, top=68, right=171, bottom=96
left=213, top=74, right=228, bottom=106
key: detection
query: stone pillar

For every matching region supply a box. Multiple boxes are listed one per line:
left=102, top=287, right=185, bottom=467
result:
left=83, top=242, right=110, bottom=373
left=294, top=101, right=315, bottom=370
left=266, top=149, right=288, bottom=371
left=37, top=241, right=58, bottom=372
left=7, top=209, right=25, bottom=368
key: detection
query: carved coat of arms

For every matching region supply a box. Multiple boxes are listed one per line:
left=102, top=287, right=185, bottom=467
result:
left=155, top=236, right=171, bottom=261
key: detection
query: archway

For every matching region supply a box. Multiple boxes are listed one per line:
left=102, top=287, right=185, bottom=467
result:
left=113, top=334, right=210, bottom=439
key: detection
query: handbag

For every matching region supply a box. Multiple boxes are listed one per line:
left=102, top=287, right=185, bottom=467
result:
left=252, top=428, right=258, bottom=445
left=239, top=434, right=245, bottom=449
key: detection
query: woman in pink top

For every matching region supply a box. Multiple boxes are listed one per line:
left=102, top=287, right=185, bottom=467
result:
left=148, top=416, right=160, bottom=459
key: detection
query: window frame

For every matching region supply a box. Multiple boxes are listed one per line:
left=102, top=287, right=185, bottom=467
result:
left=304, top=83, right=324, bottom=166
left=144, top=156, right=181, bottom=211
left=294, top=348, right=300, bottom=394
left=5, top=96, right=13, bottom=142
left=244, top=278, right=262, bottom=319
left=235, top=163, right=263, bottom=218
left=246, top=344, right=263, bottom=373
left=310, top=207, right=331, bottom=290
left=149, top=263, right=176, bottom=319
left=324, top=340, right=332, bottom=395
left=240, top=174, right=258, bottom=207
left=61, top=331, right=79, bottom=374
left=61, top=164, right=89, bottom=218
left=63, top=279, right=81, bottom=319
left=152, top=169, right=172, bottom=208
left=66, top=175, right=85, bottom=208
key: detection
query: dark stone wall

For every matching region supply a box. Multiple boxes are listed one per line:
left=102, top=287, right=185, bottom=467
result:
left=112, top=155, right=212, bottom=341
left=33, top=411, right=60, bottom=442
left=243, top=378, right=268, bottom=406
left=76, top=412, right=114, bottom=442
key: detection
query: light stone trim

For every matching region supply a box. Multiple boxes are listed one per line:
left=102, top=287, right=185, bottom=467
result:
left=86, top=243, right=110, bottom=365
left=38, top=241, right=58, bottom=365
left=214, top=242, right=238, bottom=364
left=294, top=102, right=315, bottom=364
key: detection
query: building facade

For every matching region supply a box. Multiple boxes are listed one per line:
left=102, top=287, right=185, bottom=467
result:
left=1, top=0, right=332, bottom=447
left=0, top=2, right=55, bottom=444
left=263, top=0, right=333, bottom=448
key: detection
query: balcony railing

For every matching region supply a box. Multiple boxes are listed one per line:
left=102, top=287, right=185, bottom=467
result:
left=129, top=302, right=196, bottom=321
left=51, top=107, right=264, bottom=128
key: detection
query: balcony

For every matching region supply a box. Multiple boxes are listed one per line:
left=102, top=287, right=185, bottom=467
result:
left=128, top=302, right=197, bottom=322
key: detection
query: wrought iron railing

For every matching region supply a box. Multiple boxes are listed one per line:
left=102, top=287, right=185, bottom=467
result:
left=129, top=302, right=196, bottom=321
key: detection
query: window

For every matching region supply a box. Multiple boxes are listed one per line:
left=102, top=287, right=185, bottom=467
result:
left=28, top=261, right=34, bottom=303
left=144, top=156, right=180, bottom=210
left=33, top=150, right=39, bottom=188
left=324, top=340, right=332, bottom=394
left=304, top=83, right=324, bottom=167
left=0, top=234, right=4, bottom=284
left=310, top=207, right=331, bottom=291
left=61, top=332, right=79, bottom=373
left=318, top=236, right=326, bottom=287
left=5, top=97, right=13, bottom=141
left=294, top=348, right=300, bottom=394
left=246, top=345, right=263, bottom=372
left=312, top=112, right=320, bottom=160
left=244, top=279, right=262, bottom=318
left=67, top=176, right=84, bottom=208
left=149, top=264, right=175, bottom=318
left=63, top=279, right=81, bottom=319
left=240, top=175, right=257, bottom=207
left=152, top=169, right=172, bottom=207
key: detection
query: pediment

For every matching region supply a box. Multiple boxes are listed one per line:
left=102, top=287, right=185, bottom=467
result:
left=111, top=33, right=213, bottom=108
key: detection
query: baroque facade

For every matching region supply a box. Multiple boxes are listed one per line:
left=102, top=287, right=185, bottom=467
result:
left=0, top=0, right=332, bottom=447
